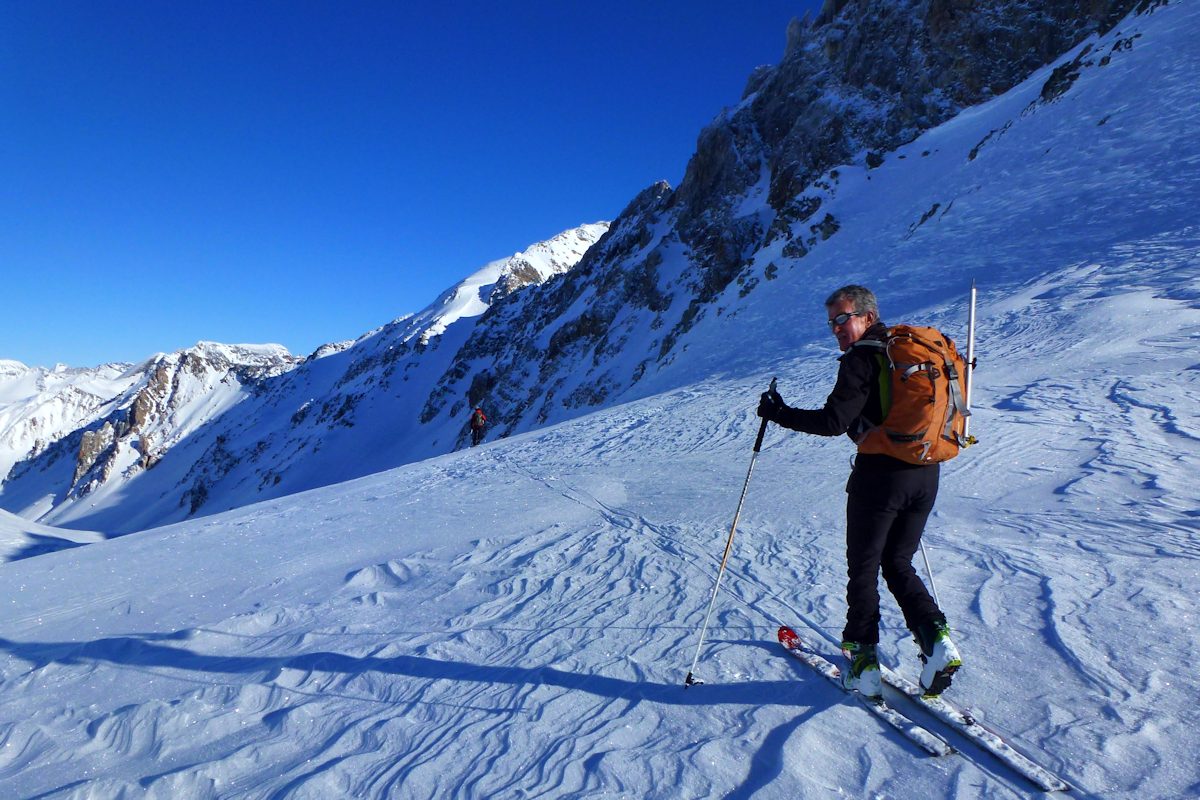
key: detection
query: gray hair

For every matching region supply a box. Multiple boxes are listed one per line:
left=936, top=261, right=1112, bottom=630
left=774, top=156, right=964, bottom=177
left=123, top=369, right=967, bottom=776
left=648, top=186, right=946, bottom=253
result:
left=825, top=285, right=879, bottom=318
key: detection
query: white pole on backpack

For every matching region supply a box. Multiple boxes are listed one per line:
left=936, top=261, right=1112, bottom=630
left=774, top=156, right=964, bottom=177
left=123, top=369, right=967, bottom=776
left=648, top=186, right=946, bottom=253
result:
left=921, top=281, right=976, bottom=610
left=963, top=280, right=977, bottom=442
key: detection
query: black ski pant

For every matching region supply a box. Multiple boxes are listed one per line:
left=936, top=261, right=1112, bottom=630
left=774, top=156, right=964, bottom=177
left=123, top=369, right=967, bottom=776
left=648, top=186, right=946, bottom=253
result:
left=842, top=462, right=944, bottom=646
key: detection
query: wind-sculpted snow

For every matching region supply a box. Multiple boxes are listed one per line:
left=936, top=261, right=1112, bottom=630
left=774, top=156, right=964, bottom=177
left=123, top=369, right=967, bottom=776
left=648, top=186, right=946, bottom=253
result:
left=0, top=234, right=1197, bottom=795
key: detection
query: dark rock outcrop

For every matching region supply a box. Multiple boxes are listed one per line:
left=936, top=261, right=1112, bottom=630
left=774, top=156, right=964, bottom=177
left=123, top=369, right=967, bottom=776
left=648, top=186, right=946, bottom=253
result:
left=424, top=0, right=1155, bottom=438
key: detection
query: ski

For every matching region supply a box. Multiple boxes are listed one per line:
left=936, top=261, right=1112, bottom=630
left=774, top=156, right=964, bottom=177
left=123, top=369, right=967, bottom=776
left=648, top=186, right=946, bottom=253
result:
left=777, top=626, right=954, bottom=757
left=879, top=667, right=1071, bottom=792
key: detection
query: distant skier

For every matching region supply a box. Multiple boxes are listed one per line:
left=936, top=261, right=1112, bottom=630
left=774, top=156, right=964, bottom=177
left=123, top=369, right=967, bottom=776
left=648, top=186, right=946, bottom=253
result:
left=469, top=407, right=488, bottom=447
left=756, top=285, right=963, bottom=700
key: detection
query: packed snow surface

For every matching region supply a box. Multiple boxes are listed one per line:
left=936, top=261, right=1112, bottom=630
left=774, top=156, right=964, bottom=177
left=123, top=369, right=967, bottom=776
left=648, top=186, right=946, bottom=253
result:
left=1, top=3, right=1198, bottom=798
left=0, top=267, right=1196, bottom=796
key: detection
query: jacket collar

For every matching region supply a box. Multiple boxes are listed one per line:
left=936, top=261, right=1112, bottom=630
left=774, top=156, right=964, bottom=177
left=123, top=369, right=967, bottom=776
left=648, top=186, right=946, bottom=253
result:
left=861, top=321, right=888, bottom=342
left=838, top=321, right=888, bottom=359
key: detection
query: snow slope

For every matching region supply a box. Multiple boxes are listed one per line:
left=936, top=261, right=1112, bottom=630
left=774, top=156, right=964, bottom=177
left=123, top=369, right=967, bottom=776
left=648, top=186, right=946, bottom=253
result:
left=0, top=2, right=1197, bottom=798
left=0, top=507, right=104, bottom=562
left=0, top=263, right=1195, bottom=796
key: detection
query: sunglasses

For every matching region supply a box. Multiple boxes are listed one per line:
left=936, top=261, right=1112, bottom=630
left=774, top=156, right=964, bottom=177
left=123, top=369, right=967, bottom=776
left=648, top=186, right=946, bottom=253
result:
left=827, top=311, right=863, bottom=329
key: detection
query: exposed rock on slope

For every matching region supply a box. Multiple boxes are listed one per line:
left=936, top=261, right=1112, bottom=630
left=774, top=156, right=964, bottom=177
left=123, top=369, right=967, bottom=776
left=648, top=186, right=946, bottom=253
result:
left=423, top=0, right=1159, bottom=439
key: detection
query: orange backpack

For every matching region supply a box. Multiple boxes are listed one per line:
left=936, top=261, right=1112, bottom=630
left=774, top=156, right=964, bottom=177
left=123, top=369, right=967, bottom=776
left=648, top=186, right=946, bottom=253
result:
left=853, top=325, right=972, bottom=464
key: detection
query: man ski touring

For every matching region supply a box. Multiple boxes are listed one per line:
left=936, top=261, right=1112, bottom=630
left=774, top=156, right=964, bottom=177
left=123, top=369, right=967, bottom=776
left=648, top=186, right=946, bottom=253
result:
left=469, top=407, right=488, bottom=447
left=756, top=285, right=963, bottom=699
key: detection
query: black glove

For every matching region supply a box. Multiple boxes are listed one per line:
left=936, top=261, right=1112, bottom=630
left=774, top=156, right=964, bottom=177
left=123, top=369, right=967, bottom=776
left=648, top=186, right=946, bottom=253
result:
left=757, top=389, right=786, bottom=421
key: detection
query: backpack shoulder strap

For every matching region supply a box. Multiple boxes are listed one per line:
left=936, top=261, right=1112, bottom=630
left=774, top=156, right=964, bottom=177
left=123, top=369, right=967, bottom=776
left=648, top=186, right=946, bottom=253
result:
left=849, top=323, right=893, bottom=352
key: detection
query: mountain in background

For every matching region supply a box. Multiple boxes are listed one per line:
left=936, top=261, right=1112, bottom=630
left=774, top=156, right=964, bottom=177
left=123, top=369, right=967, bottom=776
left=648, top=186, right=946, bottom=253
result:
left=0, top=0, right=1178, bottom=539
left=426, top=0, right=1162, bottom=429
left=0, top=224, right=606, bottom=535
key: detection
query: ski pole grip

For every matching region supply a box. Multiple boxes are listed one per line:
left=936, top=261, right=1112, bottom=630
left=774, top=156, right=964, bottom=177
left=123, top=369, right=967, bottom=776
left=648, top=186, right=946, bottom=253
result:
left=753, top=377, right=777, bottom=453
left=753, top=417, right=769, bottom=453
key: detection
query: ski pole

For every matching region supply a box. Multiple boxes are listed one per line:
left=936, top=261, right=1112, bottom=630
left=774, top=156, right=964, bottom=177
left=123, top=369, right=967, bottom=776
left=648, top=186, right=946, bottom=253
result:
left=919, top=540, right=942, bottom=609
left=685, top=378, right=776, bottom=688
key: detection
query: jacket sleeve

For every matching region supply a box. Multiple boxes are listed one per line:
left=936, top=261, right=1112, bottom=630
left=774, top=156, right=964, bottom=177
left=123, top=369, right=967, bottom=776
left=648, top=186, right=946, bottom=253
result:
left=772, top=350, right=875, bottom=437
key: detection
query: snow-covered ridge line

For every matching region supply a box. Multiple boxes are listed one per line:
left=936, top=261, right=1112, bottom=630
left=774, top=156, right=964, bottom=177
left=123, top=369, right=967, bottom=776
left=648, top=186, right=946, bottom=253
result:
left=0, top=223, right=609, bottom=534
left=405, top=222, right=609, bottom=345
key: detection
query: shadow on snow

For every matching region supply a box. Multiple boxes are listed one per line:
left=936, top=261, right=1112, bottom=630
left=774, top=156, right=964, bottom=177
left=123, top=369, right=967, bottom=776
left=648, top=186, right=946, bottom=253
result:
left=0, top=633, right=833, bottom=710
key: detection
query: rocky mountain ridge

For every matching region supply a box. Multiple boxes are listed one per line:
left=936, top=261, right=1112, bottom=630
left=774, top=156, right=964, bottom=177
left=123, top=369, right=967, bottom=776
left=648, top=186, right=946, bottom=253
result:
left=1, top=344, right=297, bottom=521
left=417, top=0, right=1164, bottom=439
left=0, top=0, right=1176, bottom=538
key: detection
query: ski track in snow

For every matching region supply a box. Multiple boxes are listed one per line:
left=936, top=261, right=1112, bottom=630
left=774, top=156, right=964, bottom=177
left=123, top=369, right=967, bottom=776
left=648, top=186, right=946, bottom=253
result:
left=0, top=384, right=1040, bottom=799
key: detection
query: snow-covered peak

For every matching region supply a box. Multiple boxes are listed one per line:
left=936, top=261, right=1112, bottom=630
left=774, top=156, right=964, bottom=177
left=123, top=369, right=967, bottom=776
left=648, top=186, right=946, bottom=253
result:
left=0, top=361, right=139, bottom=486
left=0, top=339, right=300, bottom=521
left=189, top=340, right=293, bottom=362
left=307, top=340, right=355, bottom=360
left=497, top=221, right=610, bottom=292
left=127, top=341, right=295, bottom=375
left=409, top=222, right=609, bottom=345
left=0, top=360, right=27, bottom=379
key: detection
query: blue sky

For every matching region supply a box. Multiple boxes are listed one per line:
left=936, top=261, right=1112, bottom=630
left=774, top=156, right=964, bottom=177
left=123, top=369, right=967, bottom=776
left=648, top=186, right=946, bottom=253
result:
left=2, top=2, right=822, bottom=368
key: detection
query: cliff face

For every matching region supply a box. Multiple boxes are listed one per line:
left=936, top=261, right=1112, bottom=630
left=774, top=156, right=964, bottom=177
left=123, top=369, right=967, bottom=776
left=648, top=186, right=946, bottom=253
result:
left=676, top=0, right=1158, bottom=277
left=421, top=0, right=1161, bottom=439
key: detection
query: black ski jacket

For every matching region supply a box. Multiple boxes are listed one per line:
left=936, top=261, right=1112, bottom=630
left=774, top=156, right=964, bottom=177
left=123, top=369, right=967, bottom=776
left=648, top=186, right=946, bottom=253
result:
left=772, top=321, right=934, bottom=475
left=772, top=321, right=888, bottom=441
